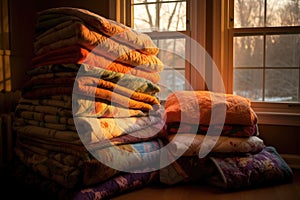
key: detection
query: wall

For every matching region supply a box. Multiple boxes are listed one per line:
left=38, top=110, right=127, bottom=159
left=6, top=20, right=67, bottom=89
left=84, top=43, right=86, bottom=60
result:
left=9, top=0, right=110, bottom=91
left=259, top=124, right=300, bottom=154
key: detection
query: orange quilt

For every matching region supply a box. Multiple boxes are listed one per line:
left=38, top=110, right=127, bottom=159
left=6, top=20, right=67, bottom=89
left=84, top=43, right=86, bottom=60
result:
left=164, top=90, right=258, bottom=125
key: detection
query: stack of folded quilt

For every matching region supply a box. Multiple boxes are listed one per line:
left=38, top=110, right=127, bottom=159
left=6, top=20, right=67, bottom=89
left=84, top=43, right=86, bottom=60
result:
left=160, top=90, right=294, bottom=190
left=11, top=6, right=294, bottom=199
left=12, top=7, right=165, bottom=199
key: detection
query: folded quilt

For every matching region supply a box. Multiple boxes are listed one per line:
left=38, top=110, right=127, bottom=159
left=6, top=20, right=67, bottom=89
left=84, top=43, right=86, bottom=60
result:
left=22, top=76, right=75, bottom=93
left=15, top=140, right=120, bottom=188
left=30, top=46, right=160, bottom=83
left=16, top=133, right=90, bottom=157
left=22, top=86, right=158, bottom=111
left=35, top=7, right=159, bottom=55
left=78, top=64, right=160, bottom=95
left=16, top=120, right=164, bottom=154
left=17, top=95, right=155, bottom=118
left=74, top=75, right=160, bottom=103
left=28, top=71, right=78, bottom=80
left=18, top=95, right=72, bottom=109
left=86, top=123, right=167, bottom=150
left=73, top=170, right=159, bottom=200
left=16, top=110, right=74, bottom=126
left=16, top=101, right=73, bottom=117
left=73, top=77, right=160, bottom=111
left=65, top=139, right=162, bottom=186
left=166, top=122, right=259, bottom=137
left=167, top=134, right=265, bottom=156
left=22, top=86, right=73, bottom=99
left=74, top=114, right=164, bottom=144
left=14, top=125, right=82, bottom=145
left=23, top=70, right=160, bottom=96
left=89, top=139, right=162, bottom=174
left=73, top=94, right=160, bottom=118
left=164, top=90, right=258, bottom=125
left=15, top=134, right=162, bottom=188
left=208, top=146, right=294, bottom=190
left=24, top=64, right=160, bottom=95
left=14, top=117, right=76, bottom=131
left=14, top=146, right=83, bottom=189
left=27, top=63, right=79, bottom=76
left=33, top=21, right=164, bottom=73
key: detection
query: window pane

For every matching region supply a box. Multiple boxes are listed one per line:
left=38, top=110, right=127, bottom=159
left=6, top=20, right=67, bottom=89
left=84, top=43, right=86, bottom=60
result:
left=153, top=38, right=185, bottom=66
left=159, top=69, right=185, bottom=100
left=234, top=0, right=264, bottom=28
left=159, top=2, right=186, bottom=31
left=234, top=36, right=263, bottom=67
left=265, top=69, right=299, bottom=101
left=133, top=4, right=157, bottom=31
left=133, top=1, right=186, bottom=31
left=267, top=0, right=300, bottom=26
left=266, top=34, right=300, bottom=68
left=159, top=0, right=185, bottom=2
left=153, top=38, right=185, bottom=100
left=134, top=0, right=157, bottom=3
left=233, top=69, right=263, bottom=101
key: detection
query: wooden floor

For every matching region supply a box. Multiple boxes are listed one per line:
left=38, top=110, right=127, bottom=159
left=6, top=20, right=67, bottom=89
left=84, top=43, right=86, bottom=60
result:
left=113, top=169, right=300, bottom=200
left=1, top=163, right=299, bottom=199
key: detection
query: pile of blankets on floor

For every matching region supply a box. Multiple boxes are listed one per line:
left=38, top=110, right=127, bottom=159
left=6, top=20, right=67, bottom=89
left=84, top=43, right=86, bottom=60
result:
left=160, top=90, right=293, bottom=190
left=11, top=7, right=294, bottom=200
left=12, top=7, right=165, bottom=199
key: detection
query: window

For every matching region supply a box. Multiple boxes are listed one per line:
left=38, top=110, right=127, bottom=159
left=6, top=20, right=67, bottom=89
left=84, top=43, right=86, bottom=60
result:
left=226, top=0, right=300, bottom=125
left=231, top=0, right=300, bottom=103
left=0, top=0, right=11, bottom=92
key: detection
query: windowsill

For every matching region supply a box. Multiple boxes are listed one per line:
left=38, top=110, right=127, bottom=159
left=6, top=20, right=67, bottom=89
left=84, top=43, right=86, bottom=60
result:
left=252, top=102, right=300, bottom=126
left=255, top=111, right=300, bottom=126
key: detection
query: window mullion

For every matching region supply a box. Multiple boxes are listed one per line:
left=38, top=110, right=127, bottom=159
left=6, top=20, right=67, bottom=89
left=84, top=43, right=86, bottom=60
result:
left=188, top=0, right=206, bottom=90
left=156, top=0, right=160, bottom=30
left=262, top=34, right=266, bottom=101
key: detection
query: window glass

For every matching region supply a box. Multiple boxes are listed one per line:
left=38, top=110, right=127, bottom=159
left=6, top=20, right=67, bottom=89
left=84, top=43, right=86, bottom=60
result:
left=233, top=68, right=263, bottom=101
left=266, top=0, right=300, bottom=26
left=234, top=36, right=263, bottom=68
left=132, top=4, right=157, bottom=31
left=132, top=0, right=186, bottom=32
left=266, top=34, right=300, bottom=68
left=265, top=69, right=299, bottom=101
left=234, top=0, right=264, bottom=28
left=159, top=2, right=186, bottom=31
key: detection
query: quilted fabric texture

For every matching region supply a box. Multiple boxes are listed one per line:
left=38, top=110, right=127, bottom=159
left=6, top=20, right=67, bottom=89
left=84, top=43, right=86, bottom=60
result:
left=164, top=90, right=258, bottom=125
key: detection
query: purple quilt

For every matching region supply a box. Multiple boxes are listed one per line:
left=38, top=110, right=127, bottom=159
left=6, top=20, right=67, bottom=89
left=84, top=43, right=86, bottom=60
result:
left=73, top=171, right=158, bottom=200
left=208, top=146, right=294, bottom=190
